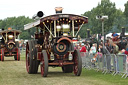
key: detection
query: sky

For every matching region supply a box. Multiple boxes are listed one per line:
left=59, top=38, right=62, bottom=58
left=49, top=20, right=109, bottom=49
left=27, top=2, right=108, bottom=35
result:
left=0, top=0, right=127, bottom=20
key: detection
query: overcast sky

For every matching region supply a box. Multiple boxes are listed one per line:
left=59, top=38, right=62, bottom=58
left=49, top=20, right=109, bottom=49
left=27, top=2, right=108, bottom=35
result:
left=0, top=0, right=127, bottom=19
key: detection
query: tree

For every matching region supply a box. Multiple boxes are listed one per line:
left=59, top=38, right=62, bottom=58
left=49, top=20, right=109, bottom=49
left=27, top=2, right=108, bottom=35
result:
left=124, top=1, right=128, bottom=32
left=0, top=16, right=34, bottom=39
left=81, top=0, right=119, bottom=37
left=124, top=1, right=128, bottom=17
left=112, top=9, right=125, bottom=33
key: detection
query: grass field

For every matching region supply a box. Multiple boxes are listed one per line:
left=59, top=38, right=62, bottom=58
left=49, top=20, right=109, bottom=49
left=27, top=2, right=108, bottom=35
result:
left=0, top=52, right=128, bottom=85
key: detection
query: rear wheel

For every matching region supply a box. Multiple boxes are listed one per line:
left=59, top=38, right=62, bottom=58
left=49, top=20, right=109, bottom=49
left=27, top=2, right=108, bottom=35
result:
left=40, top=50, right=48, bottom=77
left=73, top=49, right=82, bottom=76
left=26, top=40, right=38, bottom=74
left=1, top=48, right=4, bottom=61
left=31, top=40, right=39, bottom=73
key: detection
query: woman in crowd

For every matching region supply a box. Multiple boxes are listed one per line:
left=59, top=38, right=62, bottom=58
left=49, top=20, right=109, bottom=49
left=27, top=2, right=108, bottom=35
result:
left=89, top=44, right=96, bottom=54
left=80, top=43, right=86, bottom=52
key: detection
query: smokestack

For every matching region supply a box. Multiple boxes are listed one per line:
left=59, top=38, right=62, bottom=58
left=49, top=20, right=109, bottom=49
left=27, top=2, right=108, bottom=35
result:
left=32, top=11, right=44, bottom=20
left=121, top=27, right=125, bottom=37
left=87, top=29, right=90, bottom=38
left=55, top=7, right=63, bottom=13
left=120, top=27, right=126, bottom=39
left=2, top=28, right=4, bottom=31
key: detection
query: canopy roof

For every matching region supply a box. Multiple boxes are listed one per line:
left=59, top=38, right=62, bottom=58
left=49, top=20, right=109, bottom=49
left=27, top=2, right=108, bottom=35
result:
left=0, top=29, right=21, bottom=35
left=24, top=13, right=88, bottom=30
left=40, top=13, right=88, bottom=22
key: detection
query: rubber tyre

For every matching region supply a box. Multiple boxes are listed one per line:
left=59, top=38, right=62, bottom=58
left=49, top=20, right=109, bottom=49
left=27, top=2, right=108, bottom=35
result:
left=73, top=49, right=82, bottom=76
left=26, top=40, right=37, bottom=74
left=31, top=40, right=39, bottom=73
left=40, top=50, right=48, bottom=77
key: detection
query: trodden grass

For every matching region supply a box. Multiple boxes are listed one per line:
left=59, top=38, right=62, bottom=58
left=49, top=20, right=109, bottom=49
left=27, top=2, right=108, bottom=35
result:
left=0, top=52, right=128, bottom=85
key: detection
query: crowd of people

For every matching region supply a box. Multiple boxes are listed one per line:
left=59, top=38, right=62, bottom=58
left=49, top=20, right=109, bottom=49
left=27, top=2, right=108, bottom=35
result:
left=74, top=33, right=128, bottom=60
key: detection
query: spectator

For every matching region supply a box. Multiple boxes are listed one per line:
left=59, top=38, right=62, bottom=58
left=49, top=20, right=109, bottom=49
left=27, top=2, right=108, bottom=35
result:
left=80, top=43, right=86, bottom=52
left=109, top=39, right=119, bottom=54
left=78, top=42, right=82, bottom=50
left=89, top=44, right=96, bottom=54
left=98, top=44, right=103, bottom=52
left=112, top=32, right=118, bottom=37
left=112, top=32, right=119, bottom=42
left=85, top=43, right=90, bottom=52
left=74, top=43, right=78, bottom=50
left=105, top=39, right=113, bottom=53
left=98, top=34, right=101, bottom=40
left=124, top=48, right=128, bottom=55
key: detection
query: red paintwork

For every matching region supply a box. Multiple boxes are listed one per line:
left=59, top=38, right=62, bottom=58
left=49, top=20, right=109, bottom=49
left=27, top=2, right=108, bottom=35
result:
left=4, top=47, right=18, bottom=56
left=1, top=49, right=2, bottom=60
left=37, top=52, right=42, bottom=60
left=48, top=61, right=74, bottom=66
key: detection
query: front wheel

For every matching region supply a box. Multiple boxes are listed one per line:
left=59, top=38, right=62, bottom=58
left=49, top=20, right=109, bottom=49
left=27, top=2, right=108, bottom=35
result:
left=73, top=49, right=82, bottom=76
left=14, top=48, right=20, bottom=61
left=40, top=50, right=48, bottom=77
left=26, top=41, right=37, bottom=74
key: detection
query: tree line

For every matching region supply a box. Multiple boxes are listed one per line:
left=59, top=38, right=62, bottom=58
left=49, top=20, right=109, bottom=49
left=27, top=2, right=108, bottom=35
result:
left=0, top=0, right=128, bottom=39
left=0, top=16, right=36, bottom=39
left=80, top=0, right=128, bottom=38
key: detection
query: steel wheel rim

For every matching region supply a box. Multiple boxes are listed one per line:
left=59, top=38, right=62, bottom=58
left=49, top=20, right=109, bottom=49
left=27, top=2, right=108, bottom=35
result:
left=26, top=44, right=30, bottom=72
left=74, top=52, right=78, bottom=75
left=40, top=57, right=44, bottom=76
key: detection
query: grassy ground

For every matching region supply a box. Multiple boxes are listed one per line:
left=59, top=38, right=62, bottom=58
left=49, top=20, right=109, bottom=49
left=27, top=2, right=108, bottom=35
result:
left=0, top=52, right=128, bottom=85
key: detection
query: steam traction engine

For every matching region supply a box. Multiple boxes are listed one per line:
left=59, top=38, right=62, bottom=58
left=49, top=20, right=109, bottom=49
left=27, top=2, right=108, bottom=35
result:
left=24, top=7, right=88, bottom=77
left=0, top=28, right=21, bottom=61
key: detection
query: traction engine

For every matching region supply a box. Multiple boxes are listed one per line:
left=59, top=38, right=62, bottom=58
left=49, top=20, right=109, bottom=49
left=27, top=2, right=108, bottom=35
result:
left=24, top=7, right=88, bottom=77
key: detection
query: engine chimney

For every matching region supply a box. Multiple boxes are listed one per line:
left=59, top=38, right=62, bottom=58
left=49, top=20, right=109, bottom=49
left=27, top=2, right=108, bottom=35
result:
left=32, top=11, right=44, bottom=20
left=121, top=27, right=125, bottom=37
left=120, top=27, right=126, bottom=39
left=55, top=7, right=63, bottom=13
left=87, top=29, right=90, bottom=38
